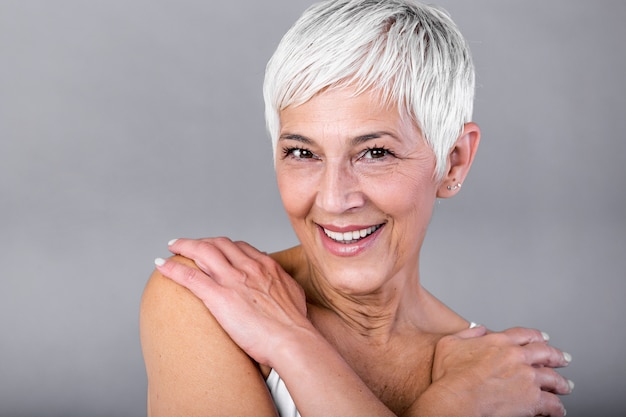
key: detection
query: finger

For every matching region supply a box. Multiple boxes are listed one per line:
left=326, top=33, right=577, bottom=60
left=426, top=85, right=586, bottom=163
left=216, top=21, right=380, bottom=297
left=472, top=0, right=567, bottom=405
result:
left=207, top=239, right=279, bottom=288
left=173, top=237, right=262, bottom=274
left=503, top=327, right=551, bottom=346
left=154, top=256, right=220, bottom=299
left=522, top=342, right=573, bottom=368
left=534, top=367, right=575, bottom=395
left=233, top=241, right=284, bottom=272
left=233, top=240, right=268, bottom=261
left=535, top=391, right=567, bottom=417
left=209, top=238, right=266, bottom=267
left=451, top=324, right=488, bottom=339
left=168, top=238, right=238, bottom=282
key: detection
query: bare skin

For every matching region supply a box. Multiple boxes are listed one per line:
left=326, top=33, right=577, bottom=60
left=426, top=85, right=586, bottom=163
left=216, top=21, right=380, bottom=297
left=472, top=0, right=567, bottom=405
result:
left=272, top=246, right=469, bottom=415
left=142, top=240, right=572, bottom=417
left=141, top=88, right=573, bottom=416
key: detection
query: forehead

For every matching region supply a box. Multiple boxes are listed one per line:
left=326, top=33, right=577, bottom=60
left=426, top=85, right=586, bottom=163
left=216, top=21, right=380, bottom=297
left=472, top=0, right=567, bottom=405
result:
left=279, top=87, right=420, bottom=141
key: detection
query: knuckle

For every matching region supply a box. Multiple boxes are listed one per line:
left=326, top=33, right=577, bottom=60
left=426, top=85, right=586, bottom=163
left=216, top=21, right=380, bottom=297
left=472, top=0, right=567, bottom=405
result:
left=503, top=345, right=526, bottom=364
left=553, top=371, right=571, bottom=394
left=236, top=257, right=267, bottom=283
left=518, top=364, right=538, bottom=384
left=182, top=266, right=200, bottom=284
left=262, top=255, right=281, bottom=271
left=212, top=236, right=233, bottom=246
left=486, top=331, right=508, bottom=345
left=507, top=326, right=543, bottom=344
left=245, top=261, right=267, bottom=280
left=184, top=238, right=211, bottom=255
left=550, top=345, right=568, bottom=364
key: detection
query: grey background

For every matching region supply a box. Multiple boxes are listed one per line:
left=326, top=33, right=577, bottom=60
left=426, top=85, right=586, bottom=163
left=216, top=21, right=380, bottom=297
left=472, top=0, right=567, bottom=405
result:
left=1, top=0, right=624, bottom=416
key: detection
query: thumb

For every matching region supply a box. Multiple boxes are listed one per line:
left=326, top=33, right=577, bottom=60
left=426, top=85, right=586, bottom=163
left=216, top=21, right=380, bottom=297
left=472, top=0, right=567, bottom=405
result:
left=453, top=324, right=488, bottom=339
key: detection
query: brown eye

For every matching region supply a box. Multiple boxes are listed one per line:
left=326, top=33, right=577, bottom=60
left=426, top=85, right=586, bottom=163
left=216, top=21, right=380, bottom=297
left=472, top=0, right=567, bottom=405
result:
left=283, top=147, right=316, bottom=159
left=363, top=147, right=388, bottom=159
left=293, top=148, right=314, bottom=158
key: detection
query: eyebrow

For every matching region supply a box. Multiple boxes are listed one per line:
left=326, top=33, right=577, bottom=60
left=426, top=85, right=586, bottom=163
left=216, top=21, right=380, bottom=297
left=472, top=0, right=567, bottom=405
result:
left=279, top=131, right=399, bottom=146
left=279, top=134, right=314, bottom=145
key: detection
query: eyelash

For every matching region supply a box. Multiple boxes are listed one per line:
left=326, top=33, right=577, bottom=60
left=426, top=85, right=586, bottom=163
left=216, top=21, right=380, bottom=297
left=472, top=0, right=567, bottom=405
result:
left=281, top=145, right=396, bottom=161
left=281, top=146, right=317, bottom=159
left=360, top=146, right=396, bottom=160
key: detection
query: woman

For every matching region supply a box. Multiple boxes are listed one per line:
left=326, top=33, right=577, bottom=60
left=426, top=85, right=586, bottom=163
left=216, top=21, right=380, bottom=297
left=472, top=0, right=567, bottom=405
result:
left=141, top=1, right=573, bottom=416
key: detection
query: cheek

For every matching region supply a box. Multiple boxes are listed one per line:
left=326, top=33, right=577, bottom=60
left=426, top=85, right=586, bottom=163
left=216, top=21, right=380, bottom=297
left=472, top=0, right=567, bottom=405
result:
left=373, top=169, right=436, bottom=215
left=276, top=167, right=315, bottom=219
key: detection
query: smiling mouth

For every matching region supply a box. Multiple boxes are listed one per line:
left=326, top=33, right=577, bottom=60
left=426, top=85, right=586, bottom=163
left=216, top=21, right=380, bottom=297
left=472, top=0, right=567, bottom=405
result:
left=322, top=224, right=383, bottom=244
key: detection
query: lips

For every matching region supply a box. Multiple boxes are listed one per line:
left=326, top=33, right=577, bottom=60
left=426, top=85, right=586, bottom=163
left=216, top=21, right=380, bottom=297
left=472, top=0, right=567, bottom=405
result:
left=322, top=224, right=383, bottom=244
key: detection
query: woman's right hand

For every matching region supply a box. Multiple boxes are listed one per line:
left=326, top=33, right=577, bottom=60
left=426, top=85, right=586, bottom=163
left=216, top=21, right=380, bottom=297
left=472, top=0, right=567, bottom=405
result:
left=154, top=237, right=311, bottom=368
left=152, top=237, right=400, bottom=417
left=416, top=326, right=573, bottom=417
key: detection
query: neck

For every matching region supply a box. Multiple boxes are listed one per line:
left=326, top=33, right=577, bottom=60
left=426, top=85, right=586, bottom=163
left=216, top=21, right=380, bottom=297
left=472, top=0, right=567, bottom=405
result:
left=304, top=257, right=426, bottom=341
left=270, top=245, right=467, bottom=341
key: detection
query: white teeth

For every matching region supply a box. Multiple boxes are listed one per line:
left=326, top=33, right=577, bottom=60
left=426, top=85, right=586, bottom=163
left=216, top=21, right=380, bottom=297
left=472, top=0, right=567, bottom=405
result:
left=323, top=225, right=381, bottom=243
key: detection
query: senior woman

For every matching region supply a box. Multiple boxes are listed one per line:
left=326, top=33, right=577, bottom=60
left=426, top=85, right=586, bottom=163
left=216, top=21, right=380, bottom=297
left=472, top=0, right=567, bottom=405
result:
left=141, top=0, right=573, bottom=416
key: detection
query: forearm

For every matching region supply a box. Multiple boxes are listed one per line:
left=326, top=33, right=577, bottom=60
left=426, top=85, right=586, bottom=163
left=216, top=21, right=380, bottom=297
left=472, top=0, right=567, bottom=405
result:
left=269, top=326, right=473, bottom=417
left=400, top=382, right=477, bottom=417
left=272, top=326, right=396, bottom=417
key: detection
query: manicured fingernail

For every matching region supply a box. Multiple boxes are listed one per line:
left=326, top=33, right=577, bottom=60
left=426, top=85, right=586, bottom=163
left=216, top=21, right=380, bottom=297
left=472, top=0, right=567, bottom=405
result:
left=168, top=238, right=178, bottom=246
left=154, top=257, right=166, bottom=267
left=568, top=379, right=575, bottom=392
left=563, top=352, right=572, bottom=363
left=541, top=331, right=550, bottom=341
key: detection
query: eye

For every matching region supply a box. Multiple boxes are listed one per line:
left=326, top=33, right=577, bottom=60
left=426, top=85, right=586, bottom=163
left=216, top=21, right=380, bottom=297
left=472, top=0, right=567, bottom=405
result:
left=361, top=147, right=393, bottom=160
left=282, top=147, right=317, bottom=159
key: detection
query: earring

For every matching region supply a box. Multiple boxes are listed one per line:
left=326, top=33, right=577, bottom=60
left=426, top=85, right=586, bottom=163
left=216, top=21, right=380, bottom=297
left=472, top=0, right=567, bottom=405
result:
left=447, top=183, right=462, bottom=191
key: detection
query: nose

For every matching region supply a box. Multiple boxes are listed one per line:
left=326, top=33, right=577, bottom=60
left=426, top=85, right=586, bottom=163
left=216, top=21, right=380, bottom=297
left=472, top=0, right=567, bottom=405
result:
left=315, top=158, right=365, bottom=213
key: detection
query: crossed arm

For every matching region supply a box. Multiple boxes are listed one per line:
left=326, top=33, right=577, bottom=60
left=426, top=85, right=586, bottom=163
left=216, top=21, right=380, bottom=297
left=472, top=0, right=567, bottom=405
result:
left=140, top=237, right=573, bottom=417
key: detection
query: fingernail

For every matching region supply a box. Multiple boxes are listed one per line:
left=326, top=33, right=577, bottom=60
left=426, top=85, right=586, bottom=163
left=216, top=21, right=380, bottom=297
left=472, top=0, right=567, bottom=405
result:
left=563, top=408, right=567, bottom=416
left=168, top=238, right=178, bottom=246
left=541, top=331, right=550, bottom=341
left=154, top=257, right=166, bottom=267
left=568, top=379, right=575, bottom=392
left=563, top=352, right=572, bottom=363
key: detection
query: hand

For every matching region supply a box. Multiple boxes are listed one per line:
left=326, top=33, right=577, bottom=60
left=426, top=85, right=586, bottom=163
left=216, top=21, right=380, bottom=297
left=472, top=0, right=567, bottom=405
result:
left=429, top=326, right=573, bottom=417
left=154, top=237, right=309, bottom=367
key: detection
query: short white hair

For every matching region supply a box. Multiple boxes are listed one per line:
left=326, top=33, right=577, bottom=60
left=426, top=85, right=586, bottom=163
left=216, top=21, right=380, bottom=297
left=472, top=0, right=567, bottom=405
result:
left=263, top=0, right=475, bottom=179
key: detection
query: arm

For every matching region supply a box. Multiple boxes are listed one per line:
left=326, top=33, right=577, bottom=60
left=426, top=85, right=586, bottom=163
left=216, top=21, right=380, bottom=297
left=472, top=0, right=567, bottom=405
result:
left=405, top=327, right=573, bottom=417
left=151, top=239, right=396, bottom=417
left=155, top=237, right=573, bottom=417
left=139, top=256, right=279, bottom=417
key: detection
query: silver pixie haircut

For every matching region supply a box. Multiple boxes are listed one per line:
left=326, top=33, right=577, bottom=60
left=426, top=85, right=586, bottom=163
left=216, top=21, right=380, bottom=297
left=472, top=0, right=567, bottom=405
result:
left=263, top=0, right=475, bottom=180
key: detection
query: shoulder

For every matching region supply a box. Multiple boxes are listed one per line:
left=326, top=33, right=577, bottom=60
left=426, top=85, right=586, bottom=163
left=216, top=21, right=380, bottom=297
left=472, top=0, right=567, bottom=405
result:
left=140, top=256, right=278, bottom=416
left=269, top=245, right=308, bottom=285
left=417, top=287, right=472, bottom=335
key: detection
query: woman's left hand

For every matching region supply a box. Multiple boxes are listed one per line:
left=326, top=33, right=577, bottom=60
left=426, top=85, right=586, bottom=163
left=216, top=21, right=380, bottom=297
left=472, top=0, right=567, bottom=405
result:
left=154, top=237, right=309, bottom=368
left=421, top=326, right=573, bottom=417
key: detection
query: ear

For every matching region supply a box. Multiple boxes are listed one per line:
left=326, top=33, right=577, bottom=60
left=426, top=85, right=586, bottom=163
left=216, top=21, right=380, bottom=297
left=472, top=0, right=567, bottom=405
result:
left=436, top=122, right=481, bottom=198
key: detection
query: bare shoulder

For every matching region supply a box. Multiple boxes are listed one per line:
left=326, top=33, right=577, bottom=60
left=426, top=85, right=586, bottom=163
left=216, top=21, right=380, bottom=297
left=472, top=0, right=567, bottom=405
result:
left=140, top=255, right=278, bottom=417
left=269, top=245, right=308, bottom=284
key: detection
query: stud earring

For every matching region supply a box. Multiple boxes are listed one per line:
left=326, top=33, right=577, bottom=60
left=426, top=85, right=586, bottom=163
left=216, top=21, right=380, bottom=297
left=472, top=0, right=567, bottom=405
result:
left=447, top=183, right=462, bottom=191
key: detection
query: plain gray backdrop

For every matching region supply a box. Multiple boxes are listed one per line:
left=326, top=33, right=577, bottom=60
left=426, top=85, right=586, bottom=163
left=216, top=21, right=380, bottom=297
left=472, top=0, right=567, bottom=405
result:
left=1, top=1, right=625, bottom=416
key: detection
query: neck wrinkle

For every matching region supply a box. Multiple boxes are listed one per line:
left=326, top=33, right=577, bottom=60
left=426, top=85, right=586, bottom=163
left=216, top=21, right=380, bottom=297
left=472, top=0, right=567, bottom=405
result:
left=304, top=258, right=422, bottom=342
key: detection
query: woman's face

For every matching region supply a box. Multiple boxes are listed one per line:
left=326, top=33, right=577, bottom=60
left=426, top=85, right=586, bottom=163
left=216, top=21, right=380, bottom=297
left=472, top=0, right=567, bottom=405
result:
left=275, top=87, right=441, bottom=295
